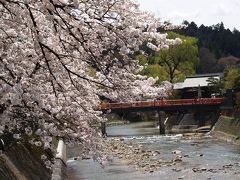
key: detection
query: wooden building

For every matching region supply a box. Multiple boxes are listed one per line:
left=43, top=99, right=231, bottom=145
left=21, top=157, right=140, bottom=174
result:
left=173, top=73, right=223, bottom=99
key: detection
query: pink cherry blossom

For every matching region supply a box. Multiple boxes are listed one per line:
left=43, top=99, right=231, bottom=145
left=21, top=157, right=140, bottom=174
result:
left=0, top=0, right=179, bottom=161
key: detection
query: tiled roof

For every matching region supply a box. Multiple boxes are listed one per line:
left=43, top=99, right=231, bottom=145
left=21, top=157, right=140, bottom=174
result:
left=174, top=74, right=221, bottom=89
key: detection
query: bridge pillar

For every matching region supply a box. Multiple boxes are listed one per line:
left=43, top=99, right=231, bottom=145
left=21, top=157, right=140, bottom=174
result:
left=101, top=122, right=107, bottom=137
left=158, top=111, right=165, bottom=135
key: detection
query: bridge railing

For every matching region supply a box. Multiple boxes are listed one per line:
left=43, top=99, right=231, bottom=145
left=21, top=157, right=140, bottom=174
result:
left=97, top=97, right=224, bottom=110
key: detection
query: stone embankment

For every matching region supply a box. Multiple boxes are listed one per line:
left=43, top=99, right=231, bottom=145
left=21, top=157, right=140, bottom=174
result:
left=103, top=138, right=182, bottom=173
left=211, top=115, right=240, bottom=145
left=0, top=138, right=68, bottom=180
left=0, top=140, right=51, bottom=180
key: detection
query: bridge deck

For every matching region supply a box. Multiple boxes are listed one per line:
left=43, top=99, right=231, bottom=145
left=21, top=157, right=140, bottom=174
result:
left=98, top=98, right=224, bottom=112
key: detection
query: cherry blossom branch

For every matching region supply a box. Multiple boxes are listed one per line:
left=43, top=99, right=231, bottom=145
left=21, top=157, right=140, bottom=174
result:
left=0, top=76, right=13, bottom=86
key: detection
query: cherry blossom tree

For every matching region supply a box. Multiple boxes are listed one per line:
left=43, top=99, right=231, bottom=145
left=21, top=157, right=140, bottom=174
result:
left=0, top=0, right=180, bottom=165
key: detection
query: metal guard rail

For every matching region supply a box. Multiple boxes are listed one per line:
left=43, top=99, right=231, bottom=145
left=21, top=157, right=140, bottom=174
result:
left=98, top=98, right=224, bottom=110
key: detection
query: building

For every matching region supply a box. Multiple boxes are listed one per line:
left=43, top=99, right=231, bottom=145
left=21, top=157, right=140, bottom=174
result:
left=173, top=73, right=223, bottom=99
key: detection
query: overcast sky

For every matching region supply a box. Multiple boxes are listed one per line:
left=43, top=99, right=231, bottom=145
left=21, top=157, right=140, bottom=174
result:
left=137, top=0, right=240, bottom=31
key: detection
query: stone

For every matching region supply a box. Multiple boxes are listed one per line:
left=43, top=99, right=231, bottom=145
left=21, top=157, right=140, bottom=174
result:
left=208, top=169, right=217, bottom=173
left=143, top=153, right=149, bottom=157
left=174, top=158, right=182, bottom=162
left=152, top=151, right=160, bottom=156
left=174, top=155, right=182, bottom=162
left=223, top=164, right=233, bottom=168
left=192, top=167, right=199, bottom=172
left=150, top=164, right=156, bottom=168
left=192, top=167, right=207, bottom=173
left=172, top=168, right=182, bottom=172
left=172, top=150, right=182, bottom=155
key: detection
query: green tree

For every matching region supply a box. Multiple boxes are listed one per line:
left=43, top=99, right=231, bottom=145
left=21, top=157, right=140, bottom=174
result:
left=136, top=54, right=148, bottom=66
left=140, top=64, right=169, bottom=82
left=136, top=32, right=199, bottom=83
left=155, top=32, right=199, bottom=82
left=224, top=67, right=240, bottom=89
left=223, top=66, right=240, bottom=110
left=136, top=54, right=169, bottom=83
left=207, top=77, right=225, bottom=95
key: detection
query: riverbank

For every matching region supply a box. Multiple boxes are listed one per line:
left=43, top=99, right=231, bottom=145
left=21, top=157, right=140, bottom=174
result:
left=106, top=120, right=130, bottom=127
left=211, top=115, right=240, bottom=145
left=67, top=132, right=240, bottom=180
left=0, top=140, right=51, bottom=180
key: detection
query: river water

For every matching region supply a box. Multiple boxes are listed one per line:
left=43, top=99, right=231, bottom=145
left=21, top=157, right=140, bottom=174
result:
left=67, top=121, right=240, bottom=180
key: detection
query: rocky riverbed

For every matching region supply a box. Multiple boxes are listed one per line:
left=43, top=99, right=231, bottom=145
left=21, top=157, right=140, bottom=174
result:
left=67, top=121, right=240, bottom=180
left=103, top=138, right=182, bottom=173
left=102, top=134, right=240, bottom=177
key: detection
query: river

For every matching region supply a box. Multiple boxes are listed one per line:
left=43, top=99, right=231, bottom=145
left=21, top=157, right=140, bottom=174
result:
left=67, top=121, right=240, bottom=180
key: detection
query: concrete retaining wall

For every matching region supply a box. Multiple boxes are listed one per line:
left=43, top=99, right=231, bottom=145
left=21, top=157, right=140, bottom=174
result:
left=51, top=139, right=67, bottom=180
left=0, top=154, right=28, bottom=180
left=51, top=159, right=67, bottom=180
left=211, top=115, right=240, bottom=145
left=0, top=138, right=68, bottom=180
left=0, top=141, right=51, bottom=180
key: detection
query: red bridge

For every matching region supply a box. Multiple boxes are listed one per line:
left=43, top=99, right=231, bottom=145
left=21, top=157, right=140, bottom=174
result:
left=98, top=97, right=224, bottom=113
left=98, top=97, right=225, bottom=135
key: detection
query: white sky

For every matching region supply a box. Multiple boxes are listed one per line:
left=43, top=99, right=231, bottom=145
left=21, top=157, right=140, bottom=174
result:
left=137, top=0, right=240, bottom=31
